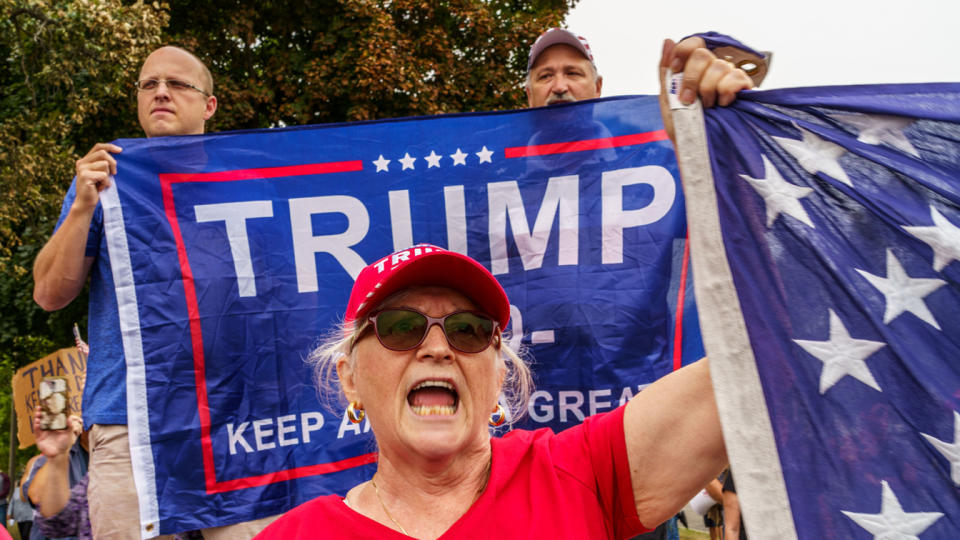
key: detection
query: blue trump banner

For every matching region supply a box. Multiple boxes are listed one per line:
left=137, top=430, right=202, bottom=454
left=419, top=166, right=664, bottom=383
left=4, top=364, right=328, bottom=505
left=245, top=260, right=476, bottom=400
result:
left=675, top=83, right=960, bottom=539
left=99, top=95, right=704, bottom=535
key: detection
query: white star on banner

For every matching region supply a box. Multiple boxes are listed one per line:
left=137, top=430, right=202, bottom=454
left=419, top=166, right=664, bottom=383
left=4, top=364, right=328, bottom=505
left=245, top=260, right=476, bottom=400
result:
left=399, top=153, right=416, bottom=170
left=740, top=154, right=815, bottom=228
left=841, top=481, right=943, bottom=539
left=921, top=411, right=960, bottom=486
left=424, top=150, right=442, bottom=168
left=794, top=309, right=885, bottom=394
left=476, top=146, right=493, bottom=164
left=450, top=148, right=468, bottom=166
left=855, top=249, right=946, bottom=330
left=773, top=125, right=851, bottom=186
left=903, top=205, right=960, bottom=272
left=831, top=112, right=920, bottom=157
left=373, top=155, right=390, bottom=172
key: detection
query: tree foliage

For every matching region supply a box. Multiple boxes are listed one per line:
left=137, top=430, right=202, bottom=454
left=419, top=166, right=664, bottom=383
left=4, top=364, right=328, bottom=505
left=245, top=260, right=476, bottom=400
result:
left=0, top=0, right=575, bottom=471
left=1, top=0, right=167, bottom=255
left=0, top=0, right=168, bottom=468
left=166, top=0, right=573, bottom=130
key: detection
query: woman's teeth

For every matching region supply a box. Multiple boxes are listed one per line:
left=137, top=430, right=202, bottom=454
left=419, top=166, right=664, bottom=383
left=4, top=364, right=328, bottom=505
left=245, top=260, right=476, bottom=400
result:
left=411, top=404, right=457, bottom=416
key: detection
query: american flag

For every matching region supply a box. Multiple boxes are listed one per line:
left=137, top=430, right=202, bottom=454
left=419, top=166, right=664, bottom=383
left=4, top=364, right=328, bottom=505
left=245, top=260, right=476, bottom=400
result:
left=674, top=83, right=960, bottom=539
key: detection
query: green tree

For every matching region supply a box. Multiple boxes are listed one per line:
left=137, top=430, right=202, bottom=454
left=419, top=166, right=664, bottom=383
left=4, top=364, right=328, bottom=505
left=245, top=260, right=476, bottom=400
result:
left=0, top=0, right=168, bottom=471
left=0, top=0, right=575, bottom=474
left=164, top=0, right=574, bottom=129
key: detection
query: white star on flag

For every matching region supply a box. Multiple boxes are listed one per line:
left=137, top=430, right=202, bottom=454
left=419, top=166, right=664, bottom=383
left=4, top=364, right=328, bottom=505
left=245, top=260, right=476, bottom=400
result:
left=855, top=249, right=946, bottom=329
left=373, top=154, right=390, bottom=172
left=841, top=480, right=943, bottom=538
left=793, top=309, right=885, bottom=394
left=773, top=125, right=851, bottom=186
left=903, top=205, right=960, bottom=272
left=740, top=154, right=815, bottom=228
left=399, top=153, right=417, bottom=170
left=921, top=411, right=960, bottom=486
left=450, top=148, right=468, bottom=166
left=476, top=146, right=493, bottom=164
left=424, top=150, right=442, bottom=168
left=831, top=112, right=920, bottom=157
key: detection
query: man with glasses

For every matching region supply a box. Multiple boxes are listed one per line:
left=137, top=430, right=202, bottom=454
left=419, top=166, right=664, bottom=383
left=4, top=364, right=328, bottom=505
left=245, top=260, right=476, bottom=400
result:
left=33, top=46, right=274, bottom=539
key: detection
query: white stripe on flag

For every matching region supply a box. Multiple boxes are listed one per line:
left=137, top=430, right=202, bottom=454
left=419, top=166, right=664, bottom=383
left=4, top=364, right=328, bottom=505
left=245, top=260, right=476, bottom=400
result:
left=101, top=177, right=162, bottom=539
left=672, top=100, right=798, bottom=539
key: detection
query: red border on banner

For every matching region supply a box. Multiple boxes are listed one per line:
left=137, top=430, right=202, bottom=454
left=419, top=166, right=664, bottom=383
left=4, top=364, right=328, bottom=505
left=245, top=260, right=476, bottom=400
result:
left=154, top=129, right=671, bottom=494
left=504, top=130, right=668, bottom=158
left=159, top=160, right=368, bottom=494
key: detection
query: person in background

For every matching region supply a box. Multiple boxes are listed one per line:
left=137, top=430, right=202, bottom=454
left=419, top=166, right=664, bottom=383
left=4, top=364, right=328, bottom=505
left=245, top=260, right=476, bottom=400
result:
left=27, top=408, right=203, bottom=540
left=31, top=45, right=276, bottom=538
left=630, top=514, right=679, bottom=540
left=668, top=513, right=683, bottom=540
left=15, top=456, right=44, bottom=540
left=26, top=410, right=87, bottom=540
left=0, top=470, right=10, bottom=525
left=723, top=471, right=748, bottom=540
left=703, top=476, right=725, bottom=540
left=524, top=27, right=603, bottom=108
left=524, top=28, right=769, bottom=110
left=9, top=475, right=34, bottom=540
left=521, top=28, right=767, bottom=538
left=31, top=45, right=215, bottom=540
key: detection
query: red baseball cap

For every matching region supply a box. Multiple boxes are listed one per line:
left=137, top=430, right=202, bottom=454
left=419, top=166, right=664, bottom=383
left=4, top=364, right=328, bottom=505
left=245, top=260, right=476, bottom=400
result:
left=527, top=28, right=596, bottom=72
left=344, top=244, right=511, bottom=329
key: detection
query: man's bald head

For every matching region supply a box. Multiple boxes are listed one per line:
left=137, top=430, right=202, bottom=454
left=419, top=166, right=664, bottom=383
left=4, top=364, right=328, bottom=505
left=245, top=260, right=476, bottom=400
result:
left=143, top=46, right=213, bottom=94
left=137, top=46, right=217, bottom=137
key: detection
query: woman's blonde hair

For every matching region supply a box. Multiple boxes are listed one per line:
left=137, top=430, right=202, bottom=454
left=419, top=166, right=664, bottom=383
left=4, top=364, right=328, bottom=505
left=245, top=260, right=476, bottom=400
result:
left=307, top=309, right=534, bottom=426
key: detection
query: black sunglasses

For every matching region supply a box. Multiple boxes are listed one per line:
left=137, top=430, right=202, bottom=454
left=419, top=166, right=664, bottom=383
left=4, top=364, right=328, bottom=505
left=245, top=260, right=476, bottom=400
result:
left=364, top=308, right=499, bottom=354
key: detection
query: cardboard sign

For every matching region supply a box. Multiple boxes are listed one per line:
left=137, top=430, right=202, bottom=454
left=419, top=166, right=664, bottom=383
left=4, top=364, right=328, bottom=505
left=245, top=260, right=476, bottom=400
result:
left=12, top=347, right=86, bottom=448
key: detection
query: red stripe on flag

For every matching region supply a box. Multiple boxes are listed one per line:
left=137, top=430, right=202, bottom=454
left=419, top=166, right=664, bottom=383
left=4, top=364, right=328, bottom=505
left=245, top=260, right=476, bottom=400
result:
left=504, top=130, right=668, bottom=158
left=672, top=234, right=691, bottom=372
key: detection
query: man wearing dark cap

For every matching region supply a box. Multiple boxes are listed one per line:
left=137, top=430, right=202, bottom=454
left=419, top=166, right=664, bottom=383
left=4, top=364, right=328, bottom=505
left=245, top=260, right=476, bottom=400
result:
left=524, top=27, right=769, bottom=116
left=525, top=28, right=603, bottom=107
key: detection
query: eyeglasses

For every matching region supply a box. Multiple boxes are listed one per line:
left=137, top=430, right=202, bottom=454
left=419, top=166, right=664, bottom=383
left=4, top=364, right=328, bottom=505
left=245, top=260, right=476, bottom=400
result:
left=364, top=309, right=498, bottom=354
left=135, top=79, right=210, bottom=96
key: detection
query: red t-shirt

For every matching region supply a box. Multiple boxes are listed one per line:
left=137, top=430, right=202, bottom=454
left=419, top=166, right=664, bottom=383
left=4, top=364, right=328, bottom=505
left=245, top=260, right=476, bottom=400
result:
left=256, top=405, right=647, bottom=539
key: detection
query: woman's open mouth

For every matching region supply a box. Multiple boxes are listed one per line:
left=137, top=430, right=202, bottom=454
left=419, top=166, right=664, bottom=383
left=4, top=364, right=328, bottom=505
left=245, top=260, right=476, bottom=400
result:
left=407, top=380, right=459, bottom=416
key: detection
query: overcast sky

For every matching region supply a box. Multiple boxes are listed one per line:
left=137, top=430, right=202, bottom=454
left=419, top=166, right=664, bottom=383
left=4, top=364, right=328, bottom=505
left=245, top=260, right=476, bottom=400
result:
left=566, top=0, right=960, bottom=97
